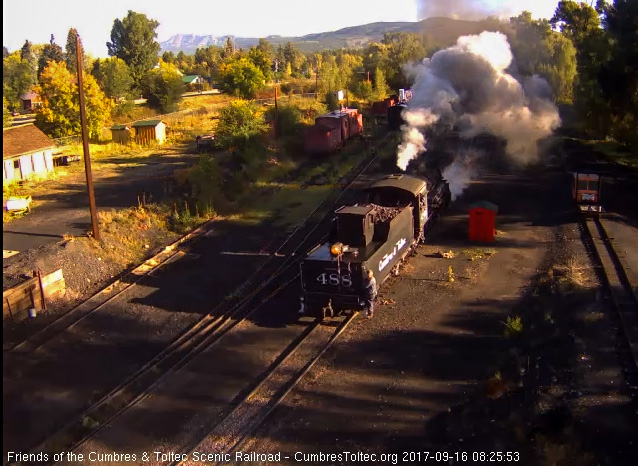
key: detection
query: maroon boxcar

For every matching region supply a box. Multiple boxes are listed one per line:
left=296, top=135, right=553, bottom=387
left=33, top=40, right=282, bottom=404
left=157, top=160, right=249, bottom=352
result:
left=344, top=108, right=363, bottom=138
left=315, top=111, right=350, bottom=144
left=304, top=123, right=341, bottom=154
left=371, top=99, right=395, bottom=117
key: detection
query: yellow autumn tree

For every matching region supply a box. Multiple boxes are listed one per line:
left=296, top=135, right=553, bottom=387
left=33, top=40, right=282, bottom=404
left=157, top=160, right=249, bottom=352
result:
left=34, top=60, right=112, bottom=138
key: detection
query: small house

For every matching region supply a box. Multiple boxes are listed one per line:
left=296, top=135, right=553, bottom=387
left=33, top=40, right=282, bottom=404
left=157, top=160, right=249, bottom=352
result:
left=19, top=91, right=42, bottom=112
left=132, top=120, right=166, bottom=145
left=182, top=75, right=204, bottom=92
left=110, top=124, right=132, bottom=144
left=3, top=125, right=55, bottom=183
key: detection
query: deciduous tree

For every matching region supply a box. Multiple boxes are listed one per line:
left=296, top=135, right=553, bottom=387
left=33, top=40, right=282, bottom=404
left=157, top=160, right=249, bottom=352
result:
left=218, top=57, right=265, bottom=98
left=509, top=12, right=577, bottom=103
left=91, top=57, right=134, bottom=101
left=599, top=0, right=638, bottom=148
left=140, top=60, right=184, bottom=113
left=374, top=67, right=389, bottom=101
left=34, top=60, right=112, bottom=138
left=3, top=52, right=33, bottom=109
left=247, top=45, right=272, bottom=82
left=3, top=97, right=12, bottom=127
left=215, top=100, right=267, bottom=148
left=382, top=32, right=427, bottom=89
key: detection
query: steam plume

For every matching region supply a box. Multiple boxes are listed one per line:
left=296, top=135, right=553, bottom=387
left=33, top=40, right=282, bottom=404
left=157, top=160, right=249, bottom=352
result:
left=396, top=31, right=561, bottom=195
left=416, top=0, right=519, bottom=20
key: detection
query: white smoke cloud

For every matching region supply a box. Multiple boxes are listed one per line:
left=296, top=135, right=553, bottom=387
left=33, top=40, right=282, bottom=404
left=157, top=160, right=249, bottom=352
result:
left=416, top=0, right=558, bottom=21
left=396, top=109, right=439, bottom=170
left=442, top=149, right=483, bottom=201
left=396, top=31, right=561, bottom=194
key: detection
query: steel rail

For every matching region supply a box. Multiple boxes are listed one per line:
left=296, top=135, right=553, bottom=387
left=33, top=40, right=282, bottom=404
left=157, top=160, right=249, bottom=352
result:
left=172, top=313, right=357, bottom=466
left=7, top=217, right=219, bottom=354
left=580, top=215, right=638, bottom=408
left=28, top=134, right=390, bottom=464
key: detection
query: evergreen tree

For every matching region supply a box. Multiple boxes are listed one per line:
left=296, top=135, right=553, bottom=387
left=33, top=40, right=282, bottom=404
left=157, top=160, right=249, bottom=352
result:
left=37, top=36, right=65, bottom=78
left=20, top=40, right=37, bottom=84
left=222, top=37, right=236, bottom=59
left=107, top=10, right=161, bottom=85
left=65, top=28, right=88, bottom=75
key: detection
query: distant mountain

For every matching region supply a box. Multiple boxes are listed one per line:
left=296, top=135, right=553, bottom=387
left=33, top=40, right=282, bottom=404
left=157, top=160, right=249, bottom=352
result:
left=159, top=17, right=507, bottom=54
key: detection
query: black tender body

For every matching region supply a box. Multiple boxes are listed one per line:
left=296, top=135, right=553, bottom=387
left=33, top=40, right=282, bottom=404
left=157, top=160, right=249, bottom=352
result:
left=299, top=173, right=450, bottom=318
left=387, top=103, right=408, bottom=131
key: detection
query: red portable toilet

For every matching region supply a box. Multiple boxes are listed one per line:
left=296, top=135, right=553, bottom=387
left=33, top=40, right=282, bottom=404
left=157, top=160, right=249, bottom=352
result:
left=469, top=201, right=498, bottom=242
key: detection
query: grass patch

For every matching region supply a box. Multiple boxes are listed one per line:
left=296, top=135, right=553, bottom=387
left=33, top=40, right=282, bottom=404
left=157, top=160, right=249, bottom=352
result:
left=84, top=203, right=213, bottom=268
left=503, top=315, right=523, bottom=337
left=461, top=247, right=498, bottom=261
left=549, top=257, right=587, bottom=292
left=268, top=185, right=333, bottom=228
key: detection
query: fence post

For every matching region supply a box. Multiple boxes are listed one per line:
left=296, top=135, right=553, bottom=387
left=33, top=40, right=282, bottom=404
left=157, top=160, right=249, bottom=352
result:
left=36, top=269, right=47, bottom=310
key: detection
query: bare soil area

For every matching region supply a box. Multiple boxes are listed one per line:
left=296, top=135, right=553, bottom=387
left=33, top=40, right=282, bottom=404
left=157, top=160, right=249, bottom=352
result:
left=241, top=166, right=637, bottom=465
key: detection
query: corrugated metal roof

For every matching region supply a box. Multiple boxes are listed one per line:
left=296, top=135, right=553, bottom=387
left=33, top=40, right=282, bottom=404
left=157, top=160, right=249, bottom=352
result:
left=368, top=174, right=427, bottom=196
left=131, top=120, right=164, bottom=127
left=110, top=124, right=131, bottom=131
left=3, top=124, right=54, bottom=160
left=182, top=75, right=200, bottom=83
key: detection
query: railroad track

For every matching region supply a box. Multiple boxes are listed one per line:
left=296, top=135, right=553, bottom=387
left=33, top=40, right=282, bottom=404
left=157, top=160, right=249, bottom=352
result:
left=25, top=134, right=391, bottom=465
left=7, top=217, right=218, bottom=354
left=174, top=313, right=357, bottom=466
left=580, top=214, right=638, bottom=409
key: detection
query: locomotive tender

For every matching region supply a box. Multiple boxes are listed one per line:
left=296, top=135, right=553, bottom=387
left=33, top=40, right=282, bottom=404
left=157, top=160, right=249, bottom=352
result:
left=299, top=173, right=450, bottom=318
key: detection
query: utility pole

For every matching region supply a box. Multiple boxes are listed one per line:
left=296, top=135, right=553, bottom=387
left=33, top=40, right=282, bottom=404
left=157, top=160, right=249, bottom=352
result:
left=76, top=34, right=100, bottom=241
left=274, top=84, right=280, bottom=139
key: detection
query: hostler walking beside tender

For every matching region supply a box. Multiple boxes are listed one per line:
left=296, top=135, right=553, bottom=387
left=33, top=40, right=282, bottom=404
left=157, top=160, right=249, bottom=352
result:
left=299, top=173, right=450, bottom=319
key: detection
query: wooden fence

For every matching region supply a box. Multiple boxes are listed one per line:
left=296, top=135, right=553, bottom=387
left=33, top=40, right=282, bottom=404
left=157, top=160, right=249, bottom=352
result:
left=3, top=269, right=66, bottom=321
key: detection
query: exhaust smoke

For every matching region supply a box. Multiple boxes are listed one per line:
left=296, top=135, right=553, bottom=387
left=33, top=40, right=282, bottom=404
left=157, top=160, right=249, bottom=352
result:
left=396, top=31, right=561, bottom=198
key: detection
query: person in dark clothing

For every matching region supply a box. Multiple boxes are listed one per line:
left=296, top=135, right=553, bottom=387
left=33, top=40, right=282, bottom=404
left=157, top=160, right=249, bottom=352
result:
left=362, top=269, right=377, bottom=318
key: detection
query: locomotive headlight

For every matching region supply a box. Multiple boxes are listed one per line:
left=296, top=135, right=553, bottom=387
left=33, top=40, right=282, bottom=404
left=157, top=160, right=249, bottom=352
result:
left=330, top=242, right=343, bottom=256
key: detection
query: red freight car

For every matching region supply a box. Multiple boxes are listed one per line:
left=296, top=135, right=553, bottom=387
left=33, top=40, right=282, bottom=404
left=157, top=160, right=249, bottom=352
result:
left=304, top=123, right=341, bottom=154
left=315, top=111, right=350, bottom=144
left=344, top=108, right=363, bottom=138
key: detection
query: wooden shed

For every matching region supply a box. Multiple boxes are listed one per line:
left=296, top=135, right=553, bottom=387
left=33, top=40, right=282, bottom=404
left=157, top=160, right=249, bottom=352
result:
left=19, top=91, right=42, bottom=111
left=110, top=124, right=132, bottom=144
left=3, top=125, right=55, bottom=184
left=469, top=201, right=498, bottom=242
left=132, top=120, right=166, bottom=145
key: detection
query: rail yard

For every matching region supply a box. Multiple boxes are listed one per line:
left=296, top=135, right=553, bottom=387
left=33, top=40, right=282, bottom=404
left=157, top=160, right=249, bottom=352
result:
left=4, top=125, right=638, bottom=465
left=3, top=106, right=638, bottom=466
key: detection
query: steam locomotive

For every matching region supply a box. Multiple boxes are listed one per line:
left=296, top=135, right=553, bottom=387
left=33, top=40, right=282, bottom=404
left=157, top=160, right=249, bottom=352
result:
left=299, top=172, right=451, bottom=318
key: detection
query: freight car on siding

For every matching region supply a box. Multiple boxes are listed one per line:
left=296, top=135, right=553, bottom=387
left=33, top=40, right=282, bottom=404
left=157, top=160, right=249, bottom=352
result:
left=299, top=173, right=450, bottom=318
left=304, top=108, right=364, bottom=154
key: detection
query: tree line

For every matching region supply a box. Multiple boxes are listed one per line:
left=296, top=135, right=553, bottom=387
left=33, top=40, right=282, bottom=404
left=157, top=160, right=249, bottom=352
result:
left=2, top=2, right=636, bottom=153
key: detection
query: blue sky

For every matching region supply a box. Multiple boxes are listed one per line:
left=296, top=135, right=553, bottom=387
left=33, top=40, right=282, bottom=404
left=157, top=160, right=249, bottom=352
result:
left=3, top=0, right=560, bottom=58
